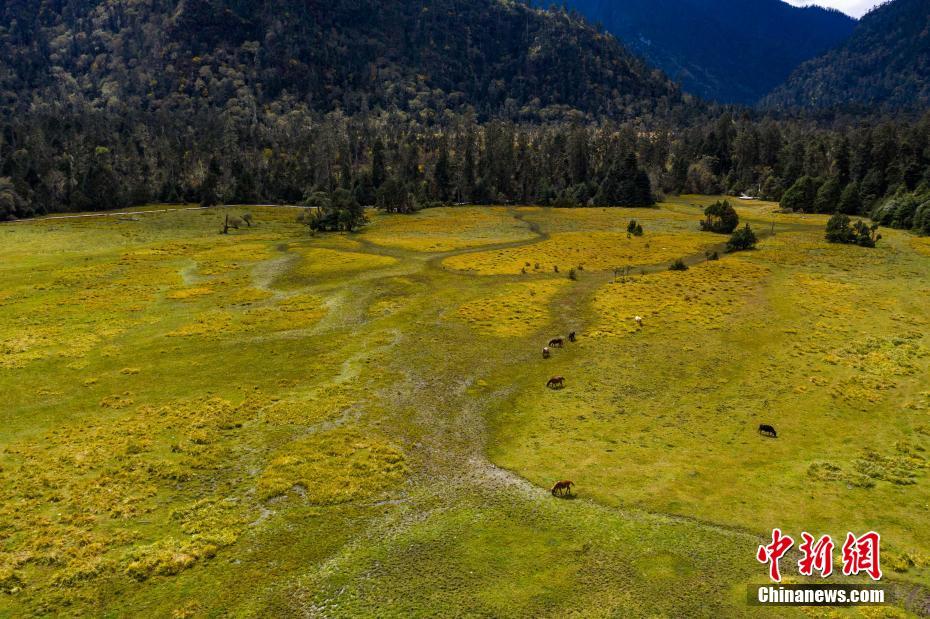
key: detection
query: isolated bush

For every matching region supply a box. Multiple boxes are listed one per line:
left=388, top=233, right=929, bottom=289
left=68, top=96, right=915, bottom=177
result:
left=627, top=219, right=644, bottom=236
left=700, top=200, right=738, bottom=234
left=305, top=189, right=366, bottom=232
left=726, top=224, right=757, bottom=252
left=668, top=258, right=688, bottom=271
left=825, top=213, right=881, bottom=247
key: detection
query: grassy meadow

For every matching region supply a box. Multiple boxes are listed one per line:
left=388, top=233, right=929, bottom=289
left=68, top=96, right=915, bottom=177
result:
left=0, top=198, right=929, bottom=617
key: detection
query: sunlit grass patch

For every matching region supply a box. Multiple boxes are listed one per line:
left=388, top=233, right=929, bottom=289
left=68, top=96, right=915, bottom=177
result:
left=255, top=377, right=371, bottom=427
left=912, top=236, right=930, bottom=257
left=191, top=241, right=275, bottom=276
left=444, top=231, right=716, bottom=274
left=825, top=333, right=927, bottom=407
left=789, top=272, right=863, bottom=318
left=0, top=396, right=270, bottom=599
left=363, top=207, right=533, bottom=251
left=455, top=279, right=568, bottom=337
left=167, top=286, right=214, bottom=300
left=590, top=257, right=769, bottom=336
left=3, top=201, right=930, bottom=614
left=752, top=230, right=890, bottom=269
left=256, top=429, right=406, bottom=503
left=168, top=293, right=325, bottom=338
left=289, top=247, right=397, bottom=278
left=519, top=205, right=696, bottom=235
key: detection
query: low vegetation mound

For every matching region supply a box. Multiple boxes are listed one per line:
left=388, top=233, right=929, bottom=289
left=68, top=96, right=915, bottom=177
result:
left=256, top=429, right=407, bottom=503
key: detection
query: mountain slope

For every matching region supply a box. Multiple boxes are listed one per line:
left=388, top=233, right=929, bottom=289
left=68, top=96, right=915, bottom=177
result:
left=548, top=0, right=856, bottom=104
left=0, top=0, right=689, bottom=121
left=763, top=0, right=930, bottom=111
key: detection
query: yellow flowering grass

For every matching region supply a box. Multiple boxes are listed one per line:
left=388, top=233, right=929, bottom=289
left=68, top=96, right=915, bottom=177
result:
left=456, top=279, right=569, bottom=337
left=444, top=231, right=717, bottom=274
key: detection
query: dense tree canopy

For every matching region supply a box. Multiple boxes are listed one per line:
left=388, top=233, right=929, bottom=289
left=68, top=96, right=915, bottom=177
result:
left=764, top=0, right=930, bottom=112
left=0, top=0, right=928, bottom=231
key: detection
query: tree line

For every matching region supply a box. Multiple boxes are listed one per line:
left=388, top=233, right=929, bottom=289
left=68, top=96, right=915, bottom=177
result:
left=4, top=107, right=930, bottom=229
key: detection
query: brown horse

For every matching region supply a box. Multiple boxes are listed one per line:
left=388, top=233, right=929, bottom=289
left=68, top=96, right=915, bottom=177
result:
left=568, top=331, right=577, bottom=342
left=542, top=346, right=550, bottom=359
left=547, top=376, right=565, bottom=389
left=548, top=337, right=564, bottom=348
left=551, top=480, right=574, bottom=496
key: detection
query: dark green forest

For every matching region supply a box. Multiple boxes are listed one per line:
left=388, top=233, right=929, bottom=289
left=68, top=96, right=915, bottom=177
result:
left=545, top=0, right=855, bottom=104
left=0, top=0, right=929, bottom=239
left=764, top=0, right=930, bottom=112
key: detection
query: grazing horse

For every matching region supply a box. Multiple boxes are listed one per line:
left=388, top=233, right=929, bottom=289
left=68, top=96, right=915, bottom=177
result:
left=568, top=331, right=577, bottom=342
left=634, top=316, right=643, bottom=328
left=551, top=480, right=574, bottom=496
left=548, top=337, right=564, bottom=348
left=547, top=376, right=565, bottom=389
left=758, top=424, right=778, bottom=438
left=542, top=346, right=550, bottom=359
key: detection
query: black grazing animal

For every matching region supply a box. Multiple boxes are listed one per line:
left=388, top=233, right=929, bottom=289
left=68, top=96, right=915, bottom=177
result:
left=568, top=331, right=577, bottom=342
left=758, top=424, right=777, bottom=438
left=548, top=337, right=564, bottom=348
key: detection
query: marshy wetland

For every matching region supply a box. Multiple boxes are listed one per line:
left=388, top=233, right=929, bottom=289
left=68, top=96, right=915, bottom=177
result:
left=1, top=197, right=929, bottom=616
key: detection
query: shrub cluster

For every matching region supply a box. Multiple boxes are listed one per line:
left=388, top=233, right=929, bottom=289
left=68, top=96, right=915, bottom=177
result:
left=700, top=200, right=739, bottom=234
left=726, top=224, right=758, bottom=252
left=825, top=213, right=881, bottom=247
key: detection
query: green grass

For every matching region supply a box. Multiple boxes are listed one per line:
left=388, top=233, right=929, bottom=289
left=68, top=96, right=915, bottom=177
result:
left=0, top=201, right=927, bottom=616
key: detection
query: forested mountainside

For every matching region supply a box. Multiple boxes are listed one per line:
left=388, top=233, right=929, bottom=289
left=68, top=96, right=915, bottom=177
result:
left=0, top=0, right=686, bottom=120
left=1, top=0, right=930, bottom=226
left=763, top=0, right=930, bottom=111
left=546, top=0, right=856, bottom=104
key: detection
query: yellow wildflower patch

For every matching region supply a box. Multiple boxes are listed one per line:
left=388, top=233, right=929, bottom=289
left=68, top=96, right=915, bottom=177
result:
left=363, top=207, right=533, bottom=251
left=456, top=279, right=569, bottom=337
left=519, top=206, right=696, bottom=235
left=591, top=257, right=769, bottom=336
left=290, top=247, right=397, bottom=278
left=167, top=286, right=214, bottom=300
left=256, top=429, right=406, bottom=503
left=168, top=293, right=325, bottom=338
left=912, top=236, right=930, bottom=257
left=444, top=232, right=717, bottom=274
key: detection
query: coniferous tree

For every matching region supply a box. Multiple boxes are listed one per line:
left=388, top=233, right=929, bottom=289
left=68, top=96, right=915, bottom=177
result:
left=700, top=200, right=739, bottom=233
left=838, top=182, right=862, bottom=215
left=813, top=177, right=842, bottom=213
left=780, top=176, right=820, bottom=212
